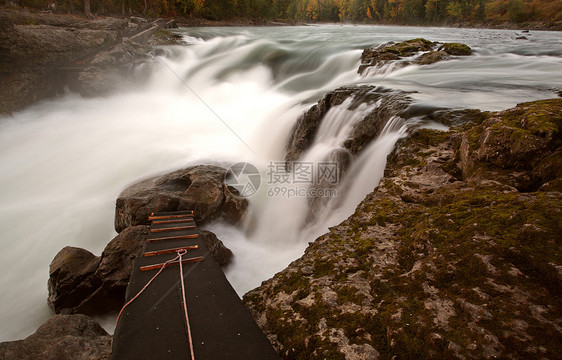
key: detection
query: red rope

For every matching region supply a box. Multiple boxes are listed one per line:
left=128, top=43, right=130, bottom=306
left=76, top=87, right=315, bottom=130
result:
left=115, top=250, right=197, bottom=360
left=115, top=253, right=181, bottom=325
left=178, top=249, right=196, bottom=360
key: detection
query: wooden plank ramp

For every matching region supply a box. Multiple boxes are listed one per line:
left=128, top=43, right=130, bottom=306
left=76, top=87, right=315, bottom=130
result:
left=112, top=210, right=279, bottom=360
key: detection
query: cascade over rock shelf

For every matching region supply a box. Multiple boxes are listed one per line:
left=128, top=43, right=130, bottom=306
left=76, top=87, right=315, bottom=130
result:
left=244, top=98, right=562, bottom=359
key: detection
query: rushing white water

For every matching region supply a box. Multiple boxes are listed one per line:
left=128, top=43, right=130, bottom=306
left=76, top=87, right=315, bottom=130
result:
left=0, top=25, right=561, bottom=341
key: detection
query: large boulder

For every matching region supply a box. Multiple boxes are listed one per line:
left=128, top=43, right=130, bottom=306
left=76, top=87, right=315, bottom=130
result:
left=47, top=247, right=100, bottom=314
left=48, top=225, right=148, bottom=315
left=245, top=99, right=562, bottom=360
left=115, top=165, right=248, bottom=232
left=0, top=314, right=111, bottom=360
left=74, top=225, right=149, bottom=315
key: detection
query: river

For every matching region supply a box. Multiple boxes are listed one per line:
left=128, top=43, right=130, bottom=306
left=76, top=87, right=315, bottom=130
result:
left=0, top=24, right=560, bottom=341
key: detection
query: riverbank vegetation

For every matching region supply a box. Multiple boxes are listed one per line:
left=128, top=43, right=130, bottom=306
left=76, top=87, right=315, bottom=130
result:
left=6, top=0, right=562, bottom=28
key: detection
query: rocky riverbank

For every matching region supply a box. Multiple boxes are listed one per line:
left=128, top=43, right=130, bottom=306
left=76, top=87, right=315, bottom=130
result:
left=0, top=8, right=182, bottom=114
left=244, top=95, right=562, bottom=359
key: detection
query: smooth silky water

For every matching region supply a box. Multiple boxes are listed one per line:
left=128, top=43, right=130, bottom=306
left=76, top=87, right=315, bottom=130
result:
left=0, top=24, right=560, bottom=340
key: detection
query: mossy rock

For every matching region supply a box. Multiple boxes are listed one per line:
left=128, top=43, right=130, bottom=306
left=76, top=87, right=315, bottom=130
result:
left=440, top=43, right=472, bottom=56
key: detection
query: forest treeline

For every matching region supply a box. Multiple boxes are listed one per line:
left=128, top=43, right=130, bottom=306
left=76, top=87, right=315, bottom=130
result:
left=11, top=0, right=562, bottom=26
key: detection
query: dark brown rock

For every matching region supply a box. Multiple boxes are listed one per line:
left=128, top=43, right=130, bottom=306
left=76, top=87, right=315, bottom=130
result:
left=0, top=8, right=181, bottom=113
left=47, top=247, right=100, bottom=314
left=48, top=226, right=148, bottom=315
left=533, top=151, right=562, bottom=191
left=74, top=225, right=149, bottom=315
left=200, top=229, right=234, bottom=267
left=115, top=165, right=248, bottom=232
left=0, top=314, right=111, bottom=360
left=415, top=50, right=449, bottom=65
left=0, top=9, right=123, bottom=113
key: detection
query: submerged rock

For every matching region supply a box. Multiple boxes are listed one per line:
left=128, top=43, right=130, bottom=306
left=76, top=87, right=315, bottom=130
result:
left=115, top=165, right=248, bottom=232
left=0, top=314, right=111, bottom=360
left=358, top=38, right=472, bottom=75
left=245, top=98, right=562, bottom=359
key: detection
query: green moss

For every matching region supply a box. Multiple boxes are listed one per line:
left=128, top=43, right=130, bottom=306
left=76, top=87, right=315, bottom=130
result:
left=405, top=38, right=434, bottom=45
left=440, top=43, right=472, bottom=56
left=313, top=260, right=335, bottom=278
left=272, top=270, right=311, bottom=294
left=465, top=124, right=484, bottom=151
left=383, top=179, right=405, bottom=195
left=410, top=128, right=451, bottom=147
left=335, top=285, right=365, bottom=305
left=494, top=99, right=562, bottom=136
left=384, top=38, right=435, bottom=57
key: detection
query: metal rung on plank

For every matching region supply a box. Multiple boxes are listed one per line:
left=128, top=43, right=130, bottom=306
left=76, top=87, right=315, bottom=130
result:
left=147, top=234, right=199, bottom=243
left=152, top=219, right=195, bottom=225
left=144, top=245, right=199, bottom=257
left=140, top=256, right=204, bottom=271
left=150, top=225, right=196, bottom=233
left=148, top=214, right=194, bottom=221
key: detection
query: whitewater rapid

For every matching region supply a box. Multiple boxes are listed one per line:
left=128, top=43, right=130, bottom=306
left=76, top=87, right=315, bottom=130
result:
left=0, top=24, right=561, bottom=340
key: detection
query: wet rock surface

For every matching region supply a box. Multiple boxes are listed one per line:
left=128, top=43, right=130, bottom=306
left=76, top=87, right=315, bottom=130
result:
left=115, top=165, right=248, bottom=232
left=201, top=229, right=234, bottom=267
left=245, top=98, right=562, bottom=359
